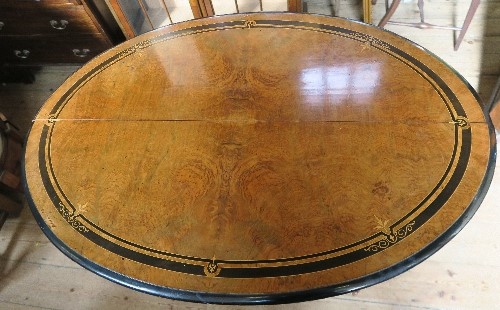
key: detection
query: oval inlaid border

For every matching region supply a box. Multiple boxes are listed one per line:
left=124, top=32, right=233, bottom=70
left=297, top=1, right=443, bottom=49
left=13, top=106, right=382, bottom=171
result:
left=24, top=14, right=497, bottom=304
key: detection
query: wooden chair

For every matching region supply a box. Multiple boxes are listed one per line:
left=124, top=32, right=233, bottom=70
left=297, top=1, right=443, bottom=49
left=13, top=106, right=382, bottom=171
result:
left=107, top=0, right=304, bottom=39
left=377, top=0, right=480, bottom=50
left=0, top=113, right=23, bottom=230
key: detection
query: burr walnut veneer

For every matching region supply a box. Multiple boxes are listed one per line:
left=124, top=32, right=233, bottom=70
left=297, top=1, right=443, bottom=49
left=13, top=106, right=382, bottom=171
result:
left=24, top=13, right=496, bottom=304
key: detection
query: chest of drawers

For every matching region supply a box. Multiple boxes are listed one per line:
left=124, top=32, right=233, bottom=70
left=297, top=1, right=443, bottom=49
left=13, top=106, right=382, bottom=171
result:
left=0, top=0, right=115, bottom=65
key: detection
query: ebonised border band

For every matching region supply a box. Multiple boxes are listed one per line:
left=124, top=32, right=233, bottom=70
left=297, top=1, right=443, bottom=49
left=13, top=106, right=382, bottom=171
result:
left=23, top=13, right=497, bottom=304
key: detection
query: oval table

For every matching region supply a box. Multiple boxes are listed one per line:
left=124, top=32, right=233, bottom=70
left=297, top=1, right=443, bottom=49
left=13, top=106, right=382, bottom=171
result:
left=24, top=13, right=496, bottom=304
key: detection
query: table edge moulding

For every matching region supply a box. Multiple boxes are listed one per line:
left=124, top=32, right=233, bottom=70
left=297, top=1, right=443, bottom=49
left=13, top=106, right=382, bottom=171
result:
left=22, top=13, right=497, bottom=305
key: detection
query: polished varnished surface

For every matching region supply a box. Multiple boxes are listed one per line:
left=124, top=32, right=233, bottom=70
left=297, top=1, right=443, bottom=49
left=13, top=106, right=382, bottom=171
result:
left=24, top=13, right=495, bottom=304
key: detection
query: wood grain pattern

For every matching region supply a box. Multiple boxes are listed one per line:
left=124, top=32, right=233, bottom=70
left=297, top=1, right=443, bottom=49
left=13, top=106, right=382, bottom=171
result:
left=23, top=13, right=495, bottom=304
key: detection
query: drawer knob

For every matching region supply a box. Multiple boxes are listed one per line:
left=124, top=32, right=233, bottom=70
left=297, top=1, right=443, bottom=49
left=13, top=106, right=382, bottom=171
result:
left=14, top=50, right=30, bottom=59
left=50, top=20, right=68, bottom=30
left=73, top=49, right=90, bottom=58
left=0, top=21, right=4, bottom=31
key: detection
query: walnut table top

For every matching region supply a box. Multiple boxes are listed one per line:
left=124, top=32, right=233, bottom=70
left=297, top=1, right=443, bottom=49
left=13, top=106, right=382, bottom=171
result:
left=24, top=13, right=496, bottom=304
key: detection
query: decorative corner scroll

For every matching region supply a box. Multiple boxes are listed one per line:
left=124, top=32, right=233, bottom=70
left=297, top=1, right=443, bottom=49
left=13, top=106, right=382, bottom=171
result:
left=47, top=114, right=57, bottom=124
left=373, top=215, right=391, bottom=236
left=56, top=201, right=89, bottom=233
left=353, top=33, right=390, bottom=50
left=365, top=220, right=416, bottom=252
left=204, top=255, right=221, bottom=277
left=449, top=116, right=470, bottom=129
left=117, top=39, right=154, bottom=59
left=135, top=39, right=154, bottom=49
left=117, top=46, right=137, bottom=59
left=244, top=20, right=257, bottom=29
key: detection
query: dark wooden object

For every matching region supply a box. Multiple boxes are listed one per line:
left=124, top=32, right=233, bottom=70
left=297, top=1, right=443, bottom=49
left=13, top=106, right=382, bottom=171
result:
left=489, top=76, right=500, bottom=130
left=0, top=0, right=121, bottom=65
left=0, top=113, right=24, bottom=230
left=0, top=113, right=23, bottom=193
left=23, top=13, right=496, bottom=304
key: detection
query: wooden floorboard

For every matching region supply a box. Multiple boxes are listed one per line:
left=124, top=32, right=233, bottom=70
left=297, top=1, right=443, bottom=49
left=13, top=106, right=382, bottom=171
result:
left=0, top=0, right=499, bottom=308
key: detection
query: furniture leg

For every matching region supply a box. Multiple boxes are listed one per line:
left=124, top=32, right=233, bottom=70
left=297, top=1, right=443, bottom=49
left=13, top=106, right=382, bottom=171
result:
left=454, top=0, right=480, bottom=50
left=0, top=210, right=7, bottom=231
left=288, top=0, right=304, bottom=13
left=378, top=0, right=401, bottom=27
left=417, top=0, right=425, bottom=23
left=332, top=0, right=340, bottom=17
left=487, top=76, right=500, bottom=112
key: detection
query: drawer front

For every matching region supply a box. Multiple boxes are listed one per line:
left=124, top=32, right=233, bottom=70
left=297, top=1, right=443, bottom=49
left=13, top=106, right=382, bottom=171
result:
left=0, top=3, right=99, bottom=36
left=0, top=34, right=111, bottom=64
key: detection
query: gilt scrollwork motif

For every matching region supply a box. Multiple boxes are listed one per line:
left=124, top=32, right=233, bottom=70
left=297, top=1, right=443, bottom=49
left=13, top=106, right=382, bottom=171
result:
left=117, top=46, right=137, bottom=59
left=56, top=202, right=89, bottom=233
left=117, top=39, right=155, bottom=60
left=244, top=20, right=257, bottom=29
left=449, top=116, right=470, bottom=129
left=204, top=256, right=221, bottom=277
left=135, top=39, right=154, bottom=49
left=47, top=114, right=57, bottom=124
left=353, top=33, right=390, bottom=49
left=364, top=220, right=416, bottom=252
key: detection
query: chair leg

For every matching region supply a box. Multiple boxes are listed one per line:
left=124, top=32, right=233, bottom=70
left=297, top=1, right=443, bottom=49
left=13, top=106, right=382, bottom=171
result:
left=454, top=0, right=480, bottom=50
left=0, top=210, right=7, bottom=231
left=332, top=0, right=340, bottom=17
left=378, top=0, right=401, bottom=27
left=487, top=76, right=500, bottom=113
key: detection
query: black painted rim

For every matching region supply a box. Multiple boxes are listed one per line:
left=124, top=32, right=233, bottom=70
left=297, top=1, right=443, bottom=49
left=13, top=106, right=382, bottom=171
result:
left=22, top=13, right=497, bottom=305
